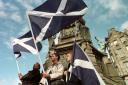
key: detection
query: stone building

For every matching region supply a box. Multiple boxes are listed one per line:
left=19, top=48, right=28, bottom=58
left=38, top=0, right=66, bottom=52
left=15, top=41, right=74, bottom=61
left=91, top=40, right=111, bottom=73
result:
left=44, top=19, right=125, bottom=85
left=106, top=28, right=128, bottom=85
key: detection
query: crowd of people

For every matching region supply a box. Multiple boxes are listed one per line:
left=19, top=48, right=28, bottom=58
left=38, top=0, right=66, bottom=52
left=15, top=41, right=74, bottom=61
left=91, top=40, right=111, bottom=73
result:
left=18, top=49, right=79, bottom=85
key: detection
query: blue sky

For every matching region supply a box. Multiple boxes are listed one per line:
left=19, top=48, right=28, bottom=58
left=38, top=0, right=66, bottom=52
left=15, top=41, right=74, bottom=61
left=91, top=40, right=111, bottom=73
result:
left=0, top=0, right=128, bottom=85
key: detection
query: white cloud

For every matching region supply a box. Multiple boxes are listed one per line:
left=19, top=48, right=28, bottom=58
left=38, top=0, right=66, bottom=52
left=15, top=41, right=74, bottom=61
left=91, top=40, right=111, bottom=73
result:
left=10, top=12, right=22, bottom=22
left=98, top=0, right=128, bottom=19
left=0, top=13, right=21, bottom=22
left=0, top=78, right=21, bottom=85
left=33, top=0, right=45, bottom=5
left=120, top=21, right=128, bottom=30
left=17, top=0, right=33, bottom=10
left=6, top=3, right=19, bottom=11
left=0, top=31, right=7, bottom=37
left=23, top=0, right=43, bottom=6
left=0, top=0, right=19, bottom=11
left=4, top=37, right=15, bottom=50
left=99, top=0, right=123, bottom=10
left=18, top=26, right=29, bottom=36
left=0, top=79, right=6, bottom=85
left=16, top=0, right=46, bottom=10
left=0, top=0, right=5, bottom=9
left=0, top=0, right=44, bottom=22
left=0, top=1, right=21, bottom=22
left=0, top=11, right=22, bottom=22
left=4, top=40, right=12, bottom=50
left=11, top=78, right=21, bottom=85
left=0, top=11, right=7, bottom=17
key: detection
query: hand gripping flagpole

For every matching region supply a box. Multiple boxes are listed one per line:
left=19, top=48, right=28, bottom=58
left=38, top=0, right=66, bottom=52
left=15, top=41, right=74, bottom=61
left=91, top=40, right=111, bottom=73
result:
left=26, top=13, right=49, bottom=85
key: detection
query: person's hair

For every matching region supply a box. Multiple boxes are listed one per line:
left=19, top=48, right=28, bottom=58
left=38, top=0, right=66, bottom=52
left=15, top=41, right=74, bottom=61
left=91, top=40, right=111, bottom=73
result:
left=55, top=52, right=60, bottom=61
left=33, top=62, right=40, bottom=70
left=49, top=50, right=60, bottom=61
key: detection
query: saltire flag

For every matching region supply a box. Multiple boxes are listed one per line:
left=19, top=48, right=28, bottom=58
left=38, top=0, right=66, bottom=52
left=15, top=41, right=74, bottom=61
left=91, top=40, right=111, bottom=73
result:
left=70, top=42, right=106, bottom=85
left=28, top=0, right=88, bottom=42
left=13, top=31, right=42, bottom=58
left=12, top=0, right=87, bottom=58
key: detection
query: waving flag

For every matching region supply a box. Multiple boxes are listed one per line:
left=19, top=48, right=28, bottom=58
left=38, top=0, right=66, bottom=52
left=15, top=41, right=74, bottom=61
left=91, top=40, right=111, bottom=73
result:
left=13, top=31, right=42, bottom=58
left=28, top=0, right=88, bottom=41
left=12, top=0, right=87, bottom=58
left=70, top=42, right=106, bottom=85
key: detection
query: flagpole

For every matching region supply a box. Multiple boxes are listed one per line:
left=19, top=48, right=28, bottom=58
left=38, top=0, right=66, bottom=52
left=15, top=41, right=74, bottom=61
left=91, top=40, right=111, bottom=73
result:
left=68, top=20, right=79, bottom=79
left=15, top=58, right=20, bottom=74
left=12, top=42, right=21, bottom=74
left=26, top=12, right=43, bottom=69
left=26, top=13, right=48, bottom=85
left=68, top=20, right=80, bottom=80
left=14, top=57, right=23, bottom=84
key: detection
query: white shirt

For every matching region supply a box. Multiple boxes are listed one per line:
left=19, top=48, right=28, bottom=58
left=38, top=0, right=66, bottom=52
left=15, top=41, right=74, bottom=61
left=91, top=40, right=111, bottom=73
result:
left=46, top=62, right=64, bottom=80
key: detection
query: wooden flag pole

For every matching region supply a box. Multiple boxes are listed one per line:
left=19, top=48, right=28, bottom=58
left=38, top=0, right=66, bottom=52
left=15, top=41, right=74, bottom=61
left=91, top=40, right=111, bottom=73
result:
left=26, top=12, right=43, bottom=70
left=12, top=40, right=21, bottom=74
left=26, top=13, right=49, bottom=85
left=15, top=58, right=21, bottom=74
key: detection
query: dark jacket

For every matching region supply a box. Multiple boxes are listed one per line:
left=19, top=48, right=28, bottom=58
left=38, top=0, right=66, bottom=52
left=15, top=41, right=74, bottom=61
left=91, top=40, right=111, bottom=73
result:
left=66, top=64, right=82, bottom=85
left=21, top=69, right=41, bottom=85
left=66, top=72, right=82, bottom=85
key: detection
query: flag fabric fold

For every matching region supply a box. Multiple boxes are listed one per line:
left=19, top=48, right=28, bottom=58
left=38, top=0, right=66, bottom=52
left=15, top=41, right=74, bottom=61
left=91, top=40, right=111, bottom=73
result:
left=13, top=31, right=42, bottom=58
left=12, top=0, right=88, bottom=58
left=28, top=0, right=88, bottom=41
left=70, top=42, right=106, bottom=85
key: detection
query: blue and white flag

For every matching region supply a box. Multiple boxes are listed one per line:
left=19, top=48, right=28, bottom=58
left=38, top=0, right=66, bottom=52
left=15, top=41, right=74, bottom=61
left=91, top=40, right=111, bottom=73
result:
left=12, top=0, right=87, bottom=58
left=13, top=31, right=42, bottom=58
left=28, top=0, right=88, bottom=41
left=70, top=42, right=106, bottom=85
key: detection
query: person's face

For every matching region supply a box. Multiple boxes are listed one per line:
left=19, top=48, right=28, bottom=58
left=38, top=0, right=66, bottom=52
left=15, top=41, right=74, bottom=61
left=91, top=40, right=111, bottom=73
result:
left=66, top=51, right=72, bottom=62
left=49, top=52, right=58, bottom=62
left=33, top=63, right=40, bottom=70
